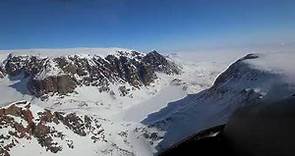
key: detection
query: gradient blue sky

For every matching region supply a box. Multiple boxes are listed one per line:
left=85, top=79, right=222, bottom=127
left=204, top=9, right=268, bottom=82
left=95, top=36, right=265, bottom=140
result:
left=0, top=0, right=294, bottom=52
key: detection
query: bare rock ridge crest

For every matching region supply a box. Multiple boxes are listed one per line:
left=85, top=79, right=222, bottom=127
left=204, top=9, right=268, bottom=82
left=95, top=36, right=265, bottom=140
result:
left=0, top=50, right=180, bottom=98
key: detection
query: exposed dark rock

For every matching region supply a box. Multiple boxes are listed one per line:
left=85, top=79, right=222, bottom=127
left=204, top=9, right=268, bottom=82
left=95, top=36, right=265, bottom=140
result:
left=0, top=103, right=105, bottom=156
left=136, top=62, right=156, bottom=85
left=2, top=51, right=180, bottom=97
left=29, top=75, right=77, bottom=97
left=4, top=54, right=46, bottom=77
left=118, top=86, right=129, bottom=96
left=142, top=50, right=180, bottom=74
left=55, top=112, right=87, bottom=136
left=105, top=55, right=144, bottom=87
left=0, top=65, right=5, bottom=78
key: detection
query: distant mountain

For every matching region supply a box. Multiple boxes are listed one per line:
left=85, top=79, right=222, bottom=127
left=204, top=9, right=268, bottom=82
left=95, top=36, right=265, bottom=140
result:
left=1, top=50, right=180, bottom=98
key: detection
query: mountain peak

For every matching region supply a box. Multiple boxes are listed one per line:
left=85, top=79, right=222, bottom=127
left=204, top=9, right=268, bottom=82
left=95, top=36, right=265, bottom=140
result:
left=1, top=50, right=181, bottom=98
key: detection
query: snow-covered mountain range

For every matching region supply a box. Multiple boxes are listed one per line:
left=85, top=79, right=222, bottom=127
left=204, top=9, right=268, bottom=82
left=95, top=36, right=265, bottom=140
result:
left=0, top=48, right=294, bottom=156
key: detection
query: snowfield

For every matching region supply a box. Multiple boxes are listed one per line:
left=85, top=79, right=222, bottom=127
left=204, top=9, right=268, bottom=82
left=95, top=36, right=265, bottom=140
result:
left=0, top=48, right=293, bottom=155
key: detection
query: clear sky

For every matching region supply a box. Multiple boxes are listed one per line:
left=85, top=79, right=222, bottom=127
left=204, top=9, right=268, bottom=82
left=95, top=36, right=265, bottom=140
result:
left=0, top=0, right=295, bottom=52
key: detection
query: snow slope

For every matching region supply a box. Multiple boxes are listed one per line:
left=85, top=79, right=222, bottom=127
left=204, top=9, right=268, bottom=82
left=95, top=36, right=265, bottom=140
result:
left=121, top=85, right=186, bottom=122
left=0, top=73, right=33, bottom=105
left=141, top=52, right=295, bottom=152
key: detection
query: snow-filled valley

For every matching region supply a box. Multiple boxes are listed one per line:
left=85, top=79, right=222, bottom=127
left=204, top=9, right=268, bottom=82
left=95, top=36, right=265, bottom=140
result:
left=0, top=48, right=294, bottom=156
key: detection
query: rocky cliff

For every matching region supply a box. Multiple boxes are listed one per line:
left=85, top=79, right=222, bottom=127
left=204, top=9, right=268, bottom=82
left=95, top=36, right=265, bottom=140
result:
left=1, top=50, right=180, bottom=98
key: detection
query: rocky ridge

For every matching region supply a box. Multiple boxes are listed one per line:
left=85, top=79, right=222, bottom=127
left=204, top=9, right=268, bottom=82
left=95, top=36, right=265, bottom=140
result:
left=0, top=50, right=180, bottom=98
left=0, top=101, right=106, bottom=156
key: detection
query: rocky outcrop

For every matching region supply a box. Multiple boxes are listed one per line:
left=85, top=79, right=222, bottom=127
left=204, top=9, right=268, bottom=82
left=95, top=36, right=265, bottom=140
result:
left=0, top=102, right=105, bottom=156
left=4, top=54, right=46, bottom=77
left=29, top=75, right=77, bottom=97
left=0, top=65, right=5, bottom=78
left=1, top=50, right=180, bottom=97
left=142, top=51, right=181, bottom=75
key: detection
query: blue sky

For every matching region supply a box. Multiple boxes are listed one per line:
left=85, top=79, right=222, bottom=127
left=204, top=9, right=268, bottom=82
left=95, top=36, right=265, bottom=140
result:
left=0, top=0, right=294, bottom=52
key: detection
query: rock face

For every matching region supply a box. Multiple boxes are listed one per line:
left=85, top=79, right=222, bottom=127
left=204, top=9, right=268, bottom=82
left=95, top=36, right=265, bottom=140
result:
left=0, top=101, right=104, bottom=156
left=0, top=65, right=5, bottom=78
left=142, top=51, right=180, bottom=75
left=4, top=54, right=46, bottom=77
left=1, top=50, right=180, bottom=97
left=29, top=75, right=77, bottom=97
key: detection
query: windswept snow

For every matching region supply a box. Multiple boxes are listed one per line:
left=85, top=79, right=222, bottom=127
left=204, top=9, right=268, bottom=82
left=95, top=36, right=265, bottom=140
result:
left=141, top=52, right=295, bottom=152
left=120, top=85, right=186, bottom=122
left=243, top=52, right=295, bottom=81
